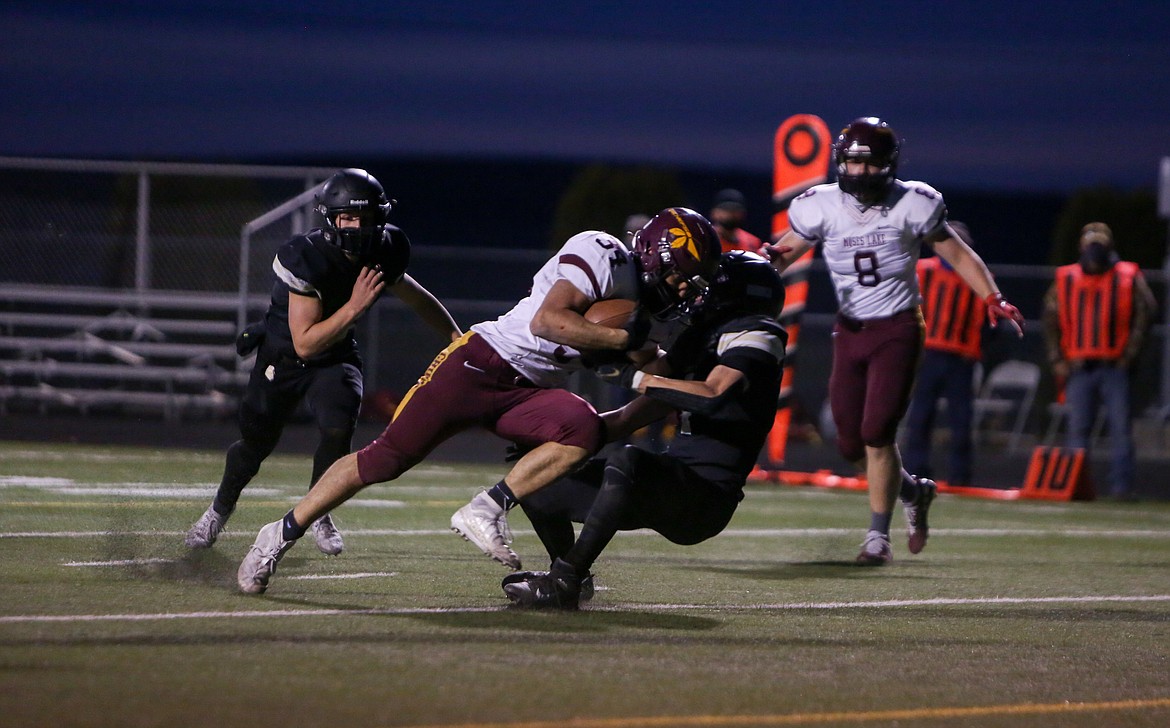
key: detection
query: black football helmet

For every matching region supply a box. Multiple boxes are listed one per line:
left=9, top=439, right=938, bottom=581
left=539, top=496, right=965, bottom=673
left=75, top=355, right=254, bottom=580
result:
left=631, top=207, right=722, bottom=318
left=695, top=250, right=786, bottom=321
left=834, top=117, right=900, bottom=203
left=315, top=168, right=392, bottom=259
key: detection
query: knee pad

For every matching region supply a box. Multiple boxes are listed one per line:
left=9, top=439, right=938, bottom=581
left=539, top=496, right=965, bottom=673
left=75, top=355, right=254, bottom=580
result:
left=557, top=409, right=605, bottom=454
left=355, top=437, right=417, bottom=485
left=236, top=422, right=280, bottom=461
left=223, top=438, right=270, bottom=484
left=836, top=433, right=865, bottom=464
left=317, top=425, right=354, bottom=454
left=603, top=445, right=648, bottom=488
left=860, top=421, right=898, bottom=450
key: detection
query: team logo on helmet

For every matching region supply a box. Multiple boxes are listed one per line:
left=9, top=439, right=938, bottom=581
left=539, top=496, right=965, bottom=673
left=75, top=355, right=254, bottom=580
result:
left=666, top=210, right=702, bottom=264
left=632, top=207, right=721, bottom=320
left=316, top=168, right=392, bottom=260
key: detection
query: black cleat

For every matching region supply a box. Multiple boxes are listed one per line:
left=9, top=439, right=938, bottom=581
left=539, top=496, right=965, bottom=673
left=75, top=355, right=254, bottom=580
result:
left=503, top=568, right=594, bottom=603
left=501, top=559, right=582, bottom=610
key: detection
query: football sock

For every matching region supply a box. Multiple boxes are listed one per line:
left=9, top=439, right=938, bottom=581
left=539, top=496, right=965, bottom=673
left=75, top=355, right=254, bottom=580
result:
left=522, top=509, right=576, bottom=564
left=311, top=427, right=352, bottom=489
left=564, top=461, right=633, bottom=575
left=869, top=511, right=893, bottom=535
left=215, top=439, right=266, bottom=514
left=282, top=510, right=307, bottom=541
left=898, top=469, right=921, bottom=502
left=486, top=480, right=519, bottom=511
left=550, top=557, right=583, bottom=585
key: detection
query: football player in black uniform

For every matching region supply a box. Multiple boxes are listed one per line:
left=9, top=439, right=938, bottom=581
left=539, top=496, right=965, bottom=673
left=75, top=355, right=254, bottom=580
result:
left=185, top=168, right=461, bottom=554
left=503, top=250, right=787, bottom=609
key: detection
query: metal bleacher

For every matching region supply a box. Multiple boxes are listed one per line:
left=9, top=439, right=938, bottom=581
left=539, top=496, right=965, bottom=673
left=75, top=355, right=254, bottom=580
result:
left=0, top=283, right=265, bottom=421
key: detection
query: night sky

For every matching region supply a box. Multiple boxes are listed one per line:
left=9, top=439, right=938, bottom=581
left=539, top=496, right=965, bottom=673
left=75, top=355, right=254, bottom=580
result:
left=6, top=1, right=1170, bottom=194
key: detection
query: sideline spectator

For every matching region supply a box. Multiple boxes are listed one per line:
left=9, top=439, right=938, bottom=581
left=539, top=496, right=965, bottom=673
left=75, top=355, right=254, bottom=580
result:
left=1042, top=222, right=1155, bottom=501
left=711, top=188, right=764, bottom=255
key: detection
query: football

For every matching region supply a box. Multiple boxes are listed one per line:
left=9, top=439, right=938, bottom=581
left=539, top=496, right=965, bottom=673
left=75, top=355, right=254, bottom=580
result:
left=580, top=298, right=656, bottom=368
left=584, top=298, right=637, bottom=328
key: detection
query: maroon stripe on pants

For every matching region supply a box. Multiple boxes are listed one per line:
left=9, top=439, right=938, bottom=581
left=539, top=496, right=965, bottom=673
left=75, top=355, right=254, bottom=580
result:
left=355, top=333, right=602, bottom=485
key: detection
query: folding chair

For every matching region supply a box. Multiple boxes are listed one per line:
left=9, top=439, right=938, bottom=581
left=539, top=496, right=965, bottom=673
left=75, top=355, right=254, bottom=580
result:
left=972, top=360, right=1040, bottom=451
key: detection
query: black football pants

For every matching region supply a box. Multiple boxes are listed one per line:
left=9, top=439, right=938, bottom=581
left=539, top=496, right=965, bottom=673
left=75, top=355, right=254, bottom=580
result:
left=519, top=444, right=740, bottom=573
left=212, top=351, right=362, bottom=515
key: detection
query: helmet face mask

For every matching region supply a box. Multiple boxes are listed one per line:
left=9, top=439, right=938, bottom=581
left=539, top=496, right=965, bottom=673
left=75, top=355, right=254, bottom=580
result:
left=689, top=250, right=785, bottom=322
left=834, top=117, right=899, bottom=204
left=315, top=168, right=392, bottom=260
left=631, top=207, right=721, bottom=319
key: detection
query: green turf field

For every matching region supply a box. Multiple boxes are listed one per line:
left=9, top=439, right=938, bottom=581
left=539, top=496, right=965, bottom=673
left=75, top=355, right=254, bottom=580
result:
left=1, top=440, right=1168, bottom=728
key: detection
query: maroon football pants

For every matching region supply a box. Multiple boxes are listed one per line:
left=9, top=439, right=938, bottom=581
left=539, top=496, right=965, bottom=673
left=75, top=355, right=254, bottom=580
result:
left=829, top=308, right=924, bottom=463
left=355, top=332, right=604, bottom=485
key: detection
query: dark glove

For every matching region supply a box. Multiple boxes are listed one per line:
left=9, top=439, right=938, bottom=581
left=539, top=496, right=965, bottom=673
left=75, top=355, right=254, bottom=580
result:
left=235, top=321, right=267, bottom=357
left=621, top=307, right=652, bottom=351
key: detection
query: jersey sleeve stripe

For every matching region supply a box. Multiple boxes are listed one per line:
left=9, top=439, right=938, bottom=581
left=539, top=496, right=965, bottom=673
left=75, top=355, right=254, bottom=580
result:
left=273, top=254, right=318, bottom=297
left=717, top=330, right=784, bottom=360
left=558, top=253, right=602, bottom=299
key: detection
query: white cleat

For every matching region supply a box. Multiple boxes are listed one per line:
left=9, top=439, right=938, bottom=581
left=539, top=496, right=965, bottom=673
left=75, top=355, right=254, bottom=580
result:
left=185, top=504, right=232, bottom=549
left=237, top=520, right=295, bottom=594
left=311, top=513, right=345, bottom=556
left=856, top=529, right=893, bottom=566
left=450, top=492, right=521, bottom=569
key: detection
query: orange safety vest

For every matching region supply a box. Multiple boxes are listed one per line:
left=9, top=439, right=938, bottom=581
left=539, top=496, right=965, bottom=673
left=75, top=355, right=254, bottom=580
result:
left=719, top=228, right=763, bottom=255
left=1055, top=261, right=1139, bottom=360
left=916, top=257, right=984, bottom=360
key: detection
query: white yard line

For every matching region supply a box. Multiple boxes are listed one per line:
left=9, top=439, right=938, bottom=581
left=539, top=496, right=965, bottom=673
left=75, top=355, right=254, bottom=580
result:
left=4, top=526, right=1168, bottom=539
left=2, top=594, right=1167, bottom=624
left=62, top=558, right=175, bottom=567
left=287, top=572, right=397, bottom=580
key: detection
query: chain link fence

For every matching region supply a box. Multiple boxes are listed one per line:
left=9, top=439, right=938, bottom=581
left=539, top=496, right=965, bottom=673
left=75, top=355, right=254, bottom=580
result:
left=0, top=157, right=332, bottom=292
left=2, top=157, right=1168, bottom=443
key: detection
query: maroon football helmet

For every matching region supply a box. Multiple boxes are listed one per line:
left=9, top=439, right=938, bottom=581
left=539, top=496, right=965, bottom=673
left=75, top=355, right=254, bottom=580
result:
left=631, top=207, right=722, bottom=318
left=834, top=117, right=900, bottom=203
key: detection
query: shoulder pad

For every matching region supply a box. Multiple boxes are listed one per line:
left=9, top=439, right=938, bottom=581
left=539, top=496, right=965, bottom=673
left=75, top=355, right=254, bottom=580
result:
left=274, top=234, right=332, bottom=295
left=714, top=314, right=788, bottom=359
left=372, top=226, right=411, bottom=283
left=900, top=179, right=944, bottom=201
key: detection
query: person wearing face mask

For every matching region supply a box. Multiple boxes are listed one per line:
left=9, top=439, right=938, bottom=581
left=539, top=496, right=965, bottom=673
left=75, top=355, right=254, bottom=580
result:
left=710, top=188, right=764, bottom=255
left=1042, top=222, right=1156, bottom=501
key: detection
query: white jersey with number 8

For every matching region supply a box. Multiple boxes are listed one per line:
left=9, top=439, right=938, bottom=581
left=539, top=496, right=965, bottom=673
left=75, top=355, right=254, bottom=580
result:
left=787, top=179, right=947, bottom=321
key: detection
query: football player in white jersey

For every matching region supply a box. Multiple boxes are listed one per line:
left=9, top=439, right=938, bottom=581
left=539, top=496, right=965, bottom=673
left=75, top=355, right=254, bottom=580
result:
left=766, top=117, right=1024, bottom=565
left=236, top=207, right=722, bottom=594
